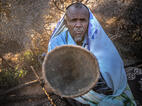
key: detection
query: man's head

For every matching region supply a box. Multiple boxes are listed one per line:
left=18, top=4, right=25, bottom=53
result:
left=65, top=3, right=89, bottom=45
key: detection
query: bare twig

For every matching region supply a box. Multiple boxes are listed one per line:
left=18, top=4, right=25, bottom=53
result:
left=0, top=79, right=39, bottom=96
left=30, top=66, right=56, bottom=106
left=30, top=66, right=41, bottom=81
left=0, top=55, right=15, bottom=69
left=124, top=61, right=142, bottom=68
left=52, top=0, right=65, bottom=12
left=85, top=0, right=89, bottom=4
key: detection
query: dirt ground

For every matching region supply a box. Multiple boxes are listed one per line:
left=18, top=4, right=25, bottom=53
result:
left=0, top=0, right=142, bottom=106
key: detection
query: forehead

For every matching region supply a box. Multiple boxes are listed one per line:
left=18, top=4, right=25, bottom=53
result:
left=66, top=6, right=89, bottom=19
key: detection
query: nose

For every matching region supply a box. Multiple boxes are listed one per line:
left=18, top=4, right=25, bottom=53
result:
left=75, top=20, right=82, bottom=27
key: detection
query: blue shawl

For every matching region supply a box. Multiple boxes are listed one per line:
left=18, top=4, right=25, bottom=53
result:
left=48, top=8, right=136, bottom=106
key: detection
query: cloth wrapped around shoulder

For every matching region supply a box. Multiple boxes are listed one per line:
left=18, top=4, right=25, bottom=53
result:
left=48, top=7, right=136, bottom=106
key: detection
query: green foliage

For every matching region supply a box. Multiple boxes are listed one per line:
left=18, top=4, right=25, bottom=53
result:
left=22, top=50, right=34, bottom=64
left=0, top=48, right=42, bottom=89
left=0, top=0, right=89, bottom=90
left=20, top=49, right=41, bottom=70
left=0, top=67, right=27, bottom=89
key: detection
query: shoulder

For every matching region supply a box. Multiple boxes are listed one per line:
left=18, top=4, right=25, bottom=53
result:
left=50, top=31, right=67, bottom=43
left=48, top=31, right=67, bottom=52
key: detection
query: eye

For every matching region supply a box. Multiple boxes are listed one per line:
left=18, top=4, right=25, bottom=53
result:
left=71, top=18, right=77, bottom=22
left=80, top=18, right=86, bottom=22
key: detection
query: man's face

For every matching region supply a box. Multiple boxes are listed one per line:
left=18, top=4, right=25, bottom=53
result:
left=65, top=6, right=89, bottom=43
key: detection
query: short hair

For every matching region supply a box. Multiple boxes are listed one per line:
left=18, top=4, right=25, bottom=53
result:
left=65, top=2, right=89, bottom=17
left=66, top=2, right=88, bottom=11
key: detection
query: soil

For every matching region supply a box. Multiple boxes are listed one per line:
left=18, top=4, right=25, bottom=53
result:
left=0, top=0, right=142, bottom=106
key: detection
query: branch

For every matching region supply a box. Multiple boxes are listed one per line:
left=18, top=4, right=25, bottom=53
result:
left=85, top=0, right=89, bottom=4
left=30, top=66, right=56, bottom=106
left=124, top=61, right=142, bottom=68
left=0, top=55, right=15, bottom=69
left=53, top=0, right=65, bottom=12
left=0, top=79, right=40, bottom=96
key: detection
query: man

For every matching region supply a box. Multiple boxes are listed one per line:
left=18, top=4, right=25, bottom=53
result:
left=48, top=2, right=136, bottom=106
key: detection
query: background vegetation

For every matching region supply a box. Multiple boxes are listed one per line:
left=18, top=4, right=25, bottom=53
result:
left=0, top=0, right=142, bottom=105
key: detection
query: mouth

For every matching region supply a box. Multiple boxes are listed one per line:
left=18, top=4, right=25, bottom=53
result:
left=76, top=33, right=82, bottom=35
left=75, top=31, right=82, bottom=34
left=74, top=29, right=83, bottom=34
